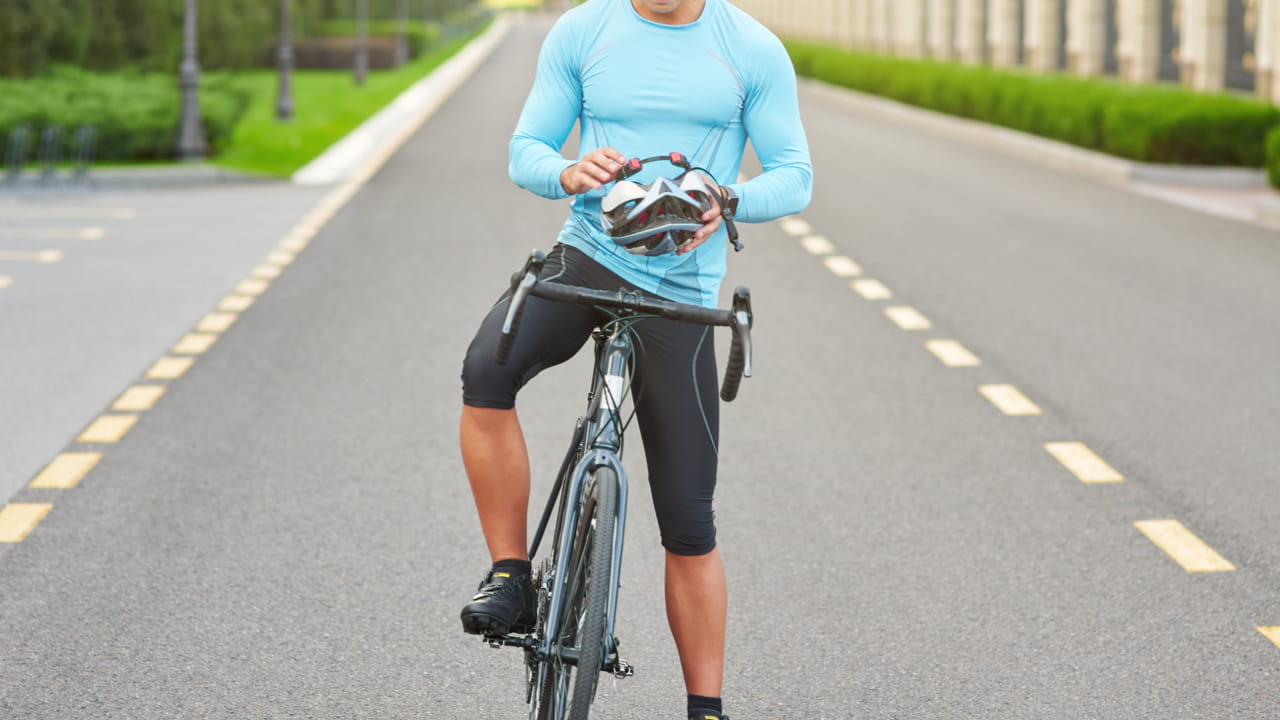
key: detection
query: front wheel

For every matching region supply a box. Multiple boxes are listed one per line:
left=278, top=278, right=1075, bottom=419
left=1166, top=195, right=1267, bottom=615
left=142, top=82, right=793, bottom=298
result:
left=530, top=467, right=618, bottom=720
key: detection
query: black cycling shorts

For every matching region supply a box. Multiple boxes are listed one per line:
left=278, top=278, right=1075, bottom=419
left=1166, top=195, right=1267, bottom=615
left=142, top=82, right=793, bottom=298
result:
left=461, top=244, right=719, bottom=556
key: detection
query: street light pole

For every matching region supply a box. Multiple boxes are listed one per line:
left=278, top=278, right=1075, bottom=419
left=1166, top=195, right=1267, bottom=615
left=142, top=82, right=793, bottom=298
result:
left=396, top=0, right=409, bottom=66
left=355, top=0, right=368, bottom=85
left=177, top=0, right=206, bottom=162
left=276, top=0, right=294, bottom=120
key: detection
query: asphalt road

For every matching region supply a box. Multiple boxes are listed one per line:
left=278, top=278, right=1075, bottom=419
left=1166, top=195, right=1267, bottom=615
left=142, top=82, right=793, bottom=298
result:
left=2, top=12, right=1279, bottom=719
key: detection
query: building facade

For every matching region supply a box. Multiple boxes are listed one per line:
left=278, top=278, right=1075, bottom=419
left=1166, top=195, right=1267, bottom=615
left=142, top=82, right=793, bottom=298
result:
left=737, top=0, right=1276, bottom=100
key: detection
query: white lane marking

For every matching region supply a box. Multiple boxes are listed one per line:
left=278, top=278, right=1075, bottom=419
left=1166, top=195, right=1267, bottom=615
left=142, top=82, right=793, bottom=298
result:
left=0, top=249, right=64, bottom=263
left=851, top=279, right=892, bottom=300
left=0, top=276, right=12, bottom=289
left=978, top=384, right=1043, bottom=416
left=0, top=226, right=103, bottom=240
left=779, top=217, right=812, bottom=237
left=0, top=207, right=133, bottom=220
left=822, top=256, right=862, bottom=277
left=924, top=339, right=981, bottom=367
left=800, top=235, right=835, bottom=255
left=1134, top=520, right=1236, bottom=573
left=884, top=306, right=932, bottom=330
left=1043, top=442, right=1123, bottom=483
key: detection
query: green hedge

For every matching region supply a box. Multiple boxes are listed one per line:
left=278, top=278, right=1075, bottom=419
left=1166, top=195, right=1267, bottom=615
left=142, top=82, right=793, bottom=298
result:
left=1267, top=126, right=1280, bottom=188
left=786, top=41, right=1280, bottom=168
left=0, top=67, right=252, bottom=162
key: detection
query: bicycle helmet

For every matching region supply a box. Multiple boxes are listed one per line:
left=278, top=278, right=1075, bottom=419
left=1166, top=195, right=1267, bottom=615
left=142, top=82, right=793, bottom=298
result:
left=600, top=153, right=717, bottom=257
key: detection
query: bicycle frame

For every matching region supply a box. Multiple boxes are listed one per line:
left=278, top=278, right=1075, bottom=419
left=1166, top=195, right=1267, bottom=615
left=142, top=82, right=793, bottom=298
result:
left=537, top=322, right=634, bottom=673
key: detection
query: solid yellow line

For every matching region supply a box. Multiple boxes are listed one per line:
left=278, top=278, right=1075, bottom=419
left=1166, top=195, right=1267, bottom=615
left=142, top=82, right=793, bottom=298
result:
left=1134, top=520, right=1236, bottom=573
left=924, top=339, right=981, bottom=367
left=236, top=278, right=271, bottom=296
left=0, top=503, right=53, bottom=543
left=30, top=452, right=101, bottom=489
left=112, top=385, right=166, bottom=411
left=1259, top=627, right=1280, bottom=649
left=172, top=333, right=218, bottom=355
left=800, top=235, right=835, bottom=255
left=851, top=279, right=892, bottom=300
left=145, top=356, right=195, bottom=380
left=979, top=384, right=1043, bottom=416
left=822, top=256, right=862, bottom=277
left=196, top=312, right=238, bottom=334
left=78, top=414, right=138, bottom=443
left=884, top=306, right=932, bottom=330
left=218, top=294, right=255, bottom=313
left=1044, top=441, right=1123, bottom=483
left=251, top=265, right=283, bottom=279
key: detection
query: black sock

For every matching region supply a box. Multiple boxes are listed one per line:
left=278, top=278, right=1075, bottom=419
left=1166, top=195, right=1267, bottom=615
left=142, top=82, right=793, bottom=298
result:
left=687, top=694, right=722, bottom=719
left=492, top=558, right=532, bottom=576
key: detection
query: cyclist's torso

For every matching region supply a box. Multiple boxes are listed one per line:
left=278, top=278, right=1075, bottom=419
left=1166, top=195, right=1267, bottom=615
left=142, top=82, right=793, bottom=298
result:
left=510, top=0, right=809, bottom=307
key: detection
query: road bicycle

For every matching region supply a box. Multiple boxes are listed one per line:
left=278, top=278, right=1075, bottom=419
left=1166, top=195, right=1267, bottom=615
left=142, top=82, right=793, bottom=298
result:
left=481, top=249, right=753, bottom=720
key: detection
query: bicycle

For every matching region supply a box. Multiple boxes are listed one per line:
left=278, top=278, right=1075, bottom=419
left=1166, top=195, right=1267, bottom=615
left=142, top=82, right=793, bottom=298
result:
left=480, top=249, right=754, bottom=720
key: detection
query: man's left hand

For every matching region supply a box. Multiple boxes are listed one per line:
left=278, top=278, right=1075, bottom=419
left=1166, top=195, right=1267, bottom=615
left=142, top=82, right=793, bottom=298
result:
left=678, top=179, right=723, bottom=256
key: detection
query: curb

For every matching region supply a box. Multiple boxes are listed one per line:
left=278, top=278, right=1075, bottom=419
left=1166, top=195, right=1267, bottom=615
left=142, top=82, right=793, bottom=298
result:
left=292, top=14, right=513, bottom=186
left=801, top=78, right=1270, bottom=190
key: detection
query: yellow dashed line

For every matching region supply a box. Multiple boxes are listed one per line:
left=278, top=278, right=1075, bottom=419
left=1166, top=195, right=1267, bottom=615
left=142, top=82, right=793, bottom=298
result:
left=0, top=276, right=12, bottom=289
left=822, top=256, right=862, bottom=277
left=265, top=251, right=296, bottom=267
left=78, top=414, right=138, bottom=443
left=30, top=452, right=101, bottom=489
left=924, top=339, right=981, bottom=367
left=78, top=227, right=106, bottom=240
left=1258, top=627, right=1280, bottom=649
left=884, top=306, right=932, bottom=330
left=236, top=278, right=271, bottom=296
left=112, top=385, right=166, bottom=411
left=799, top=235, right=835, bottom=255
left=217, top=294, right=256, bottom=313
left=1044, top=441, right=1122, bottom=483
left=0, top=249, right=64, bottom=263
left=1134, top=520, right=1236, bottom=573
left=145, top=356, right=195, bottom=380
left=172, top=333, right=218, bottom=355
left=251, top=265, right=283, bottom=279
left=851, top=279, right=892, bottom=300
left=979, top=384, right=1043, bottom=416
left=0, top=503, right=53, bottom=543
left=196, top=312, right=238, bottom=334
left=778, top=217, right=812, bottom=237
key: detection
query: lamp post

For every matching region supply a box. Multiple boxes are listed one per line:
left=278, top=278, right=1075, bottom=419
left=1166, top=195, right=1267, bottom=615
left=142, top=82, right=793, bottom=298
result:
left=277, top=0, right=294, bottom=120
left=396, top=0, right=409, bottom=66
left=355, top=0, right=368, bottom=85
left=177, top=0, right=206, bottom=162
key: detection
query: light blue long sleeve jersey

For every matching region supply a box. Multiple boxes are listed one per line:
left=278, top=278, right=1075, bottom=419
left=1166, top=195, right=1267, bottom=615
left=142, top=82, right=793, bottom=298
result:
left=509, top=0, right=812, bottom=308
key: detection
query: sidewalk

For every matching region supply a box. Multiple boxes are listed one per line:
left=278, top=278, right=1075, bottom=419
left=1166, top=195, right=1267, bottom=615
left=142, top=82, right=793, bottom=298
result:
left=801, top=78, right=1280, bottom=234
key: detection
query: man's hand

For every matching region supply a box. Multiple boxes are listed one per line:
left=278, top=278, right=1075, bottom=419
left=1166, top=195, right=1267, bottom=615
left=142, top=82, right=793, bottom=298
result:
left=677, top=178, right=723, bottom=256
left=560, top=147, right=628, bottom=194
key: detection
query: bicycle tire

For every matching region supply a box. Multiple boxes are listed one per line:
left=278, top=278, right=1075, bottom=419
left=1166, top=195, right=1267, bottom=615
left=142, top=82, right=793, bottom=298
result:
left=531, top=467, right=617, bottom=720
left=566, top=467, right=616, bottom=720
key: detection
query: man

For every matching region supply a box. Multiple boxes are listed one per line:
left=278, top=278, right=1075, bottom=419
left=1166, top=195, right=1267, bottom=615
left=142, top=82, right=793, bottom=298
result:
left=459, top=1, right=811, bottom=718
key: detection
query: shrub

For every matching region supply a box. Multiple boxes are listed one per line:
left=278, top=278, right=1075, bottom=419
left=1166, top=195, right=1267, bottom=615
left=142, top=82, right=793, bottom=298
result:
left=1267, top=125, right=1280, bottom=189
left=784, top=42, right=1280, bottom=169
left=0, top=66, right=252, bottom=162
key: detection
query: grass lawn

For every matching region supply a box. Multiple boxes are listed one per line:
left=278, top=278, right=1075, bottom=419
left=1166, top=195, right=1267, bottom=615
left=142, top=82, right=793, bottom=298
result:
left=212, top=28, right=484, bottom=177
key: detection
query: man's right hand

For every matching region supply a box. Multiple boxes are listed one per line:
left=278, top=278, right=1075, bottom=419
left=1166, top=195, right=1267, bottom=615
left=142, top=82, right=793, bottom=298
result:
left=560, top=147, right=627, bottom=195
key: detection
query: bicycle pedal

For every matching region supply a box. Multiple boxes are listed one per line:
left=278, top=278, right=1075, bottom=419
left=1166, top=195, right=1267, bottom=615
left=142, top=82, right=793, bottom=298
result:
left=612, top=658, right=635, bottom=679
